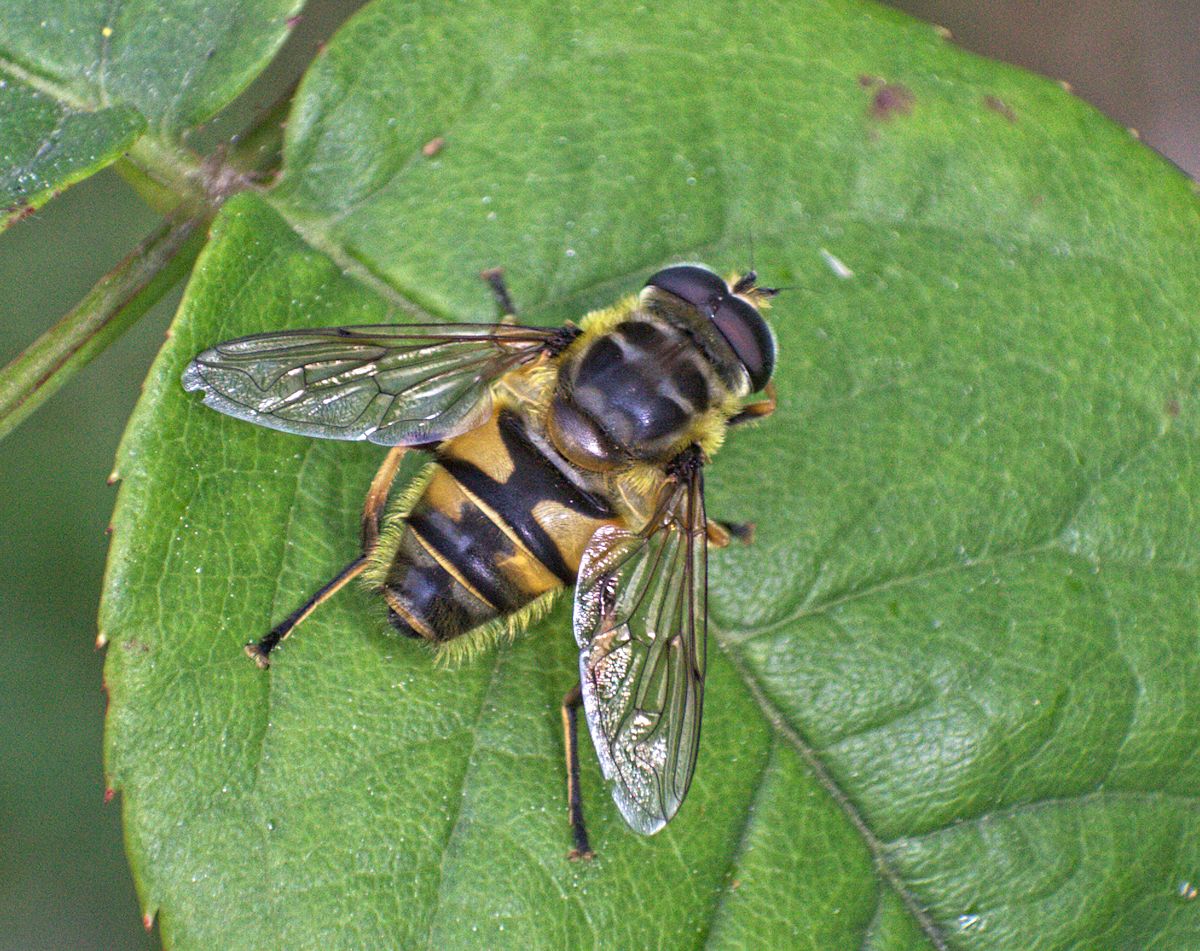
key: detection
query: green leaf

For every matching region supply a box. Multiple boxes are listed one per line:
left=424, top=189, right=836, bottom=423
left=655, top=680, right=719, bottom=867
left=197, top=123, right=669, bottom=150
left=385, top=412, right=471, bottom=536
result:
left=0, top=0, right=302, bottom=133
left=104, top=1, right=1200, bottom=948
left=0, top=69, right=142, bottom=229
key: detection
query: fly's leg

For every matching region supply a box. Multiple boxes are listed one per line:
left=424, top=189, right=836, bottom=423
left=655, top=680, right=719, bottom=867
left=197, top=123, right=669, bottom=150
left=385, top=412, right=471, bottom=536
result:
left=711, top=378, right=773, bottom=547
left=245, top=557, right=369, bottom=668
left=728, top=381, right=777, bottom=427
left=246, top=445, right=408, bottom=668
left=480, top=267, right=518, bottom=321
left=562, top=682, right=595, bottom=860
left=706, top=520, right=756, bottom=548
left=712, top=385, right=774, bottom=546
left=361, top=445, right=408, bottom=550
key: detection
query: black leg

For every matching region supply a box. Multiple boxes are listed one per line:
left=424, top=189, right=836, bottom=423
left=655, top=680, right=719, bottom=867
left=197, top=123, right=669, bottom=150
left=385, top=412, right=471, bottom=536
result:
left=246, top=556, right=369, bottom=668
left=562, top=682, right=595, bottom=860
left=248, top=446, right=408, bottom=668
left=480, top=267, right=518, bottom=318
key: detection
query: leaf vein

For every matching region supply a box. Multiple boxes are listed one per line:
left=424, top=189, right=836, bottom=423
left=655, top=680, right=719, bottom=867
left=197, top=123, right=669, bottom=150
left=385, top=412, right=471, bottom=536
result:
left=699, top=736, right=778, bottom=949
left=719, top=637, right=949, bottom=951
left=423, top=650, right=504, bottom=950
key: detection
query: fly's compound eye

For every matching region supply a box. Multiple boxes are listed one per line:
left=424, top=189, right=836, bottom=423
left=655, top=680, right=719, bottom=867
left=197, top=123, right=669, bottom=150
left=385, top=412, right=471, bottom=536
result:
left=644, top=265, right=728, bottom=313
left=645, top=265, right=776, bottom=392
left=710, top=295, right=775, bottom=392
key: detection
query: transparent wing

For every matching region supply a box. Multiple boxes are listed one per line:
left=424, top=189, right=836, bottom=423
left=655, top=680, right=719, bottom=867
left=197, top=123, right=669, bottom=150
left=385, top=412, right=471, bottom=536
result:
left=181, top=323, right=560, bottom=445
left=572, top=468, right=707, bottom=834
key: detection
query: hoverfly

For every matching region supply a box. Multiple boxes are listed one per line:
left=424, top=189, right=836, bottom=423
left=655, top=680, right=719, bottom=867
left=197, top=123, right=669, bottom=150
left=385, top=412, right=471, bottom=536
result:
left=182, top=264, right=778, bottom=857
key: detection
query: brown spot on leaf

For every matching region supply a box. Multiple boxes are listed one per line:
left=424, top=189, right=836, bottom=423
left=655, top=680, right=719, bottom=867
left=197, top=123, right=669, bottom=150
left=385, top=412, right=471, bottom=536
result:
left=1166, top=398, right=1181, bottom=418
left=286, top=14, right=302, bottom=27
left=984, top=95, right=1017, bottom=123
left=858, top=74, right=883, bottom=89
left=8, top=205, right=38, bottom=224
left=871, top=83, right=914, bottom=120
left=422, top=136, right=446, bottom=158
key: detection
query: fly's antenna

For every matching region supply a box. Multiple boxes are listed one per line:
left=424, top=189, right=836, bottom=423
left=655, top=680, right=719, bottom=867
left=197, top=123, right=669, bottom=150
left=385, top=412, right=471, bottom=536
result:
left=732, top=268, right=785, bottom=301
left=732, top=271, right=757, bottom=294
left=733, top=232, right=784, bottom=300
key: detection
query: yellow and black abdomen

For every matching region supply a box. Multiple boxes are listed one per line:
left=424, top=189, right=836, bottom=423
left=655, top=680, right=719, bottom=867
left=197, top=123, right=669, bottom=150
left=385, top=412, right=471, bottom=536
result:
left=371, top=406, right=620, bottom=644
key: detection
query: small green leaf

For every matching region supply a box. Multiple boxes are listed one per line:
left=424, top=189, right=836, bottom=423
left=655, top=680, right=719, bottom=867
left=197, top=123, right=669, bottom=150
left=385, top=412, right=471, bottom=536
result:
left=0, top=69, right=142, bottom=228
left=104, top=1, right=1200, bottom=947
left=0, top=0, right=301, bottom=133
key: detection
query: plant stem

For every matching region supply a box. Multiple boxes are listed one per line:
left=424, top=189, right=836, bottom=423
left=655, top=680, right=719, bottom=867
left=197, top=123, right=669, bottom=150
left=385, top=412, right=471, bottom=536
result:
left=0, top=213, right=205, bottom=441
left=0, top=53, right=307, bottom=442
left=125, top=138, right=211, bottom=208
left=0, top=86, right=297, bottom=442
left=227, top=80, right=298, bottom=179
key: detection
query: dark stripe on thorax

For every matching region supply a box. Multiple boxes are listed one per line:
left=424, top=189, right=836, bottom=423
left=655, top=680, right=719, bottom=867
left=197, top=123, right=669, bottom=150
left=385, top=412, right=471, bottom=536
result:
left=595, top=318, right=716, bottom=413
left=439, top=410, right=613, bottom=583
left=566, top=315, right=724, bottom=454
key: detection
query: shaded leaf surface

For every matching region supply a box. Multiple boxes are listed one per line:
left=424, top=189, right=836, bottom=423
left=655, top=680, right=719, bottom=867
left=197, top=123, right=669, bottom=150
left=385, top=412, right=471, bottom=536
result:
left=103, top=0, right=1200, bottom=948
left=0, top=69, right=142, bottom=228
left=0, top=0, right=300, bottom=132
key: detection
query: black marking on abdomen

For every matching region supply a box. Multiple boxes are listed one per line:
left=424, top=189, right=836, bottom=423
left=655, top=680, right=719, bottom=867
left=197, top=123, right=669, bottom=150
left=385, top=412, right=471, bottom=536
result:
left=380, top=526, right=497, bottom=642
left=440, top=411, right=613, bottom=583
left=406, top=501, right=528, bottom=613
left=386, top=608, right=422, bottom=638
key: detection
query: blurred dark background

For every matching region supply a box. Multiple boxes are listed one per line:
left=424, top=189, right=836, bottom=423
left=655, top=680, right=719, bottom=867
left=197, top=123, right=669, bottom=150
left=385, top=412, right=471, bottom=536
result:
left=0, top=2, right=1195, bottom=947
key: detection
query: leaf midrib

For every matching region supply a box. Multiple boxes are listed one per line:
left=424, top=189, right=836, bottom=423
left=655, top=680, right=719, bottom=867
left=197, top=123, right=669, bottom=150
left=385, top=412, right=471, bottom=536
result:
left=423, top=651, right=503, bottom=950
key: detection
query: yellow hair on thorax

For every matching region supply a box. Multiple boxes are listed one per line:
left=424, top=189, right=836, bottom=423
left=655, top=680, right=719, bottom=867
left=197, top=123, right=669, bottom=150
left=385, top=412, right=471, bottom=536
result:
left=576, top=295, right=640, bottom=338
left=493, top=357, right=557, bottom=416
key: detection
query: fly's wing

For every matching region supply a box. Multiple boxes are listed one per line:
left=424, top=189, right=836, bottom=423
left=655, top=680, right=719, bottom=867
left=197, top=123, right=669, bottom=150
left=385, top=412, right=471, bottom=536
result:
left=572, top=469, right=707, bottom=834
left=182, top=323, right=561, bottom=445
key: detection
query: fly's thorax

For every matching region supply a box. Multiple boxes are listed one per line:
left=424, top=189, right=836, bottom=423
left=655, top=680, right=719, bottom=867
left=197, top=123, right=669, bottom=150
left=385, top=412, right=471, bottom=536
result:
left=548, top=301, right=745, bottom=469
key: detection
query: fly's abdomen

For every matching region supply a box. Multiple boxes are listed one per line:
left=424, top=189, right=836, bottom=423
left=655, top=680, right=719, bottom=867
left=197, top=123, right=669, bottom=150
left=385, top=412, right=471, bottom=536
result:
left=376, top=407, right=619, bottom=643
